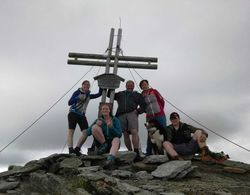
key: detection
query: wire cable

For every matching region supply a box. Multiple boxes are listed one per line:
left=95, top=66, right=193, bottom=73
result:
left=60, top=141, right=68, bottom=154
left=0, top=66, right=94, bottom=153
left=128, top=68, right=141, bottom=92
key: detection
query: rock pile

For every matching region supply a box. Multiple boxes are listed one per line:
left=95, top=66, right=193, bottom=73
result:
left=0, top=151, right=249, bottom=195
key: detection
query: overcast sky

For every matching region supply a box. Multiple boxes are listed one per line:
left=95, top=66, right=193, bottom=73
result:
left=0, top=0, right=249, bottom=172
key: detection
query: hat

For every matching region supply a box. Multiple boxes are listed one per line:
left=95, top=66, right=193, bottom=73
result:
left=170, top=112, right=179, bottom=120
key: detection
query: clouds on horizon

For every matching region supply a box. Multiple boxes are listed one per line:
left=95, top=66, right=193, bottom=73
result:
left=0, top=0, right=250, bottom=170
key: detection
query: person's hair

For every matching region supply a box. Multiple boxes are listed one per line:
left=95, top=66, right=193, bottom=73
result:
left=82, top=80, right=90, bottom=85
left=126, top=80, right=134, bottom=86
left=139, top=79, right=148, bottom=89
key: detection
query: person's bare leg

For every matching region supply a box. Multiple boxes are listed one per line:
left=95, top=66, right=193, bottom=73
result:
left=92, top=125, right=106, bottom=144
left=124, top=130, right=133, bottom=151
left=76, top=130, right=88, bottom=148
left=109, top=138, right=120, bottom=156
left=131, top=129, right=139, bottom=150
left=103, top=138, right=120, bottom=169
left=67, top=129, right=75, bottom=148
left=163, top=141, right=179, bottom=158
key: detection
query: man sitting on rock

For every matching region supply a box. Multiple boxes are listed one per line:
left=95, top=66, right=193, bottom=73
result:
left=163, top=112, right=229, bottom=163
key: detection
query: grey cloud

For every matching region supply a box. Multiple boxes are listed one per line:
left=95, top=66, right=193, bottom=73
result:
left=0, top=0, right=249, bottom=167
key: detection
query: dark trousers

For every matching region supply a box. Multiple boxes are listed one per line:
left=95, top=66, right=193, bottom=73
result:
left=146, top=136, right=153, bottom=156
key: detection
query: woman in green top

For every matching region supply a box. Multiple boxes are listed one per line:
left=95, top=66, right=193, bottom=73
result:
left=87, top=103, right=122, bottom=169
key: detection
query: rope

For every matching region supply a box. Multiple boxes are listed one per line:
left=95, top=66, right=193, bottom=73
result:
left=0, top=66, right=94, bottom=153
left=60, top=141, right=68, bottom=153
left=90, top=66, right=102, bottom=87
left=130, top=68, right=250, bottom=152
left=128, top=68, right=141, bottom=92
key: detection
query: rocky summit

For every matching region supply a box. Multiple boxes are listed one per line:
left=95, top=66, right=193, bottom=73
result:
left=0, top=151, right=249, bottom=195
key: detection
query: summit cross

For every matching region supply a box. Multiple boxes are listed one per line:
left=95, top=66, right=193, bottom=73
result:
left=67, top=28, right=158, bottom=112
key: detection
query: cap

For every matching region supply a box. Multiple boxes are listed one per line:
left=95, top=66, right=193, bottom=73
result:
left=170, top=112, right=179, bottom=120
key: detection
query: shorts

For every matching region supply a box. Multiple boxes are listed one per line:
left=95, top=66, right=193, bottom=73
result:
left=118, top=110, right=138, bottom=132
left=173, top=139, right=199, bottom=156
left=68, top=112, right=88, bottom=131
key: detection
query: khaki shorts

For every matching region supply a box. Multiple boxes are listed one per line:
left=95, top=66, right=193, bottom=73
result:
left=118, top=110, right=138, bottom=132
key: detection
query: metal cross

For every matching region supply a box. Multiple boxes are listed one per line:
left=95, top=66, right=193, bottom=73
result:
left=67, top=28, right=158, bottom=113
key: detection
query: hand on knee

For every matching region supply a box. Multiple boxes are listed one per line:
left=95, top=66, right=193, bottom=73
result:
left=193, top=130, right=203, bottom=140
left=163, top=141, right=171, bottom=147
left=92, top=125, right=102, bottom=133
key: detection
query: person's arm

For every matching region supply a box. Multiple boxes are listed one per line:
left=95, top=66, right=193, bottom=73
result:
left=86, top=119, right=98, bottom=136
left=90, top=88, right=103, bottom=99
left=163, top=125, right=173, bottom=141
left=136, top=93, right=146, bottom=114
left=153, top=89, right=165, bottom=108
left=68, top=90, right=80, bottom=106
left=107, top=89, right=118, bottom=100
left=187, top=124, right=208, bottom=137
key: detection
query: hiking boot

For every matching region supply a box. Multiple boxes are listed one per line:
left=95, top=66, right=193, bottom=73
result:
left=103, top=155, right=115, bottom=170
left=97, top=143, right=108, bottom=155
left=133, top=148, right=144, bottom=162
left=74, top=147, right=82, bottom=156
left=134, top=154, right=144, bottom=162
left=69, top=147, right=76, bottom=155
left=103, top=159, right=115, bottom=170
left=200, top=146, right=229, bottom=164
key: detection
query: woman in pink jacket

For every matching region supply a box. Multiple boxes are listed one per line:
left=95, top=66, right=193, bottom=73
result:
left=139, top=79, right=166, bottom=155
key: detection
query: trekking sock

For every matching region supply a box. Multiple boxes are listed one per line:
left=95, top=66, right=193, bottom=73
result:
left=107, top=154, right=115, bottom=161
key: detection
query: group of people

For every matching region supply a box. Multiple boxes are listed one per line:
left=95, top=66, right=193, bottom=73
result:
left=66, top=79, right=226, bottom=169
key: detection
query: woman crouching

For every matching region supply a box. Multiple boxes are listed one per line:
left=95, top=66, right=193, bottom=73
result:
left=87, top=103, right=122, bottom=169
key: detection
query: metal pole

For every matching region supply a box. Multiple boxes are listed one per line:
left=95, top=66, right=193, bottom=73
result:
left=101, top=28, right=115, bottom=103
left=105, top=28, right=115, bottom=73
left=68, top=53, right=158, bottom=63
left=68, top=60, right=158, bottom=69
left=113, top=28, right=122, bottom=75
left=109, top=28, right=122, bottom=105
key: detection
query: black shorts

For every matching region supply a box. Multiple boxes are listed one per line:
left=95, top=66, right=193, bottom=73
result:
left=68, top=112, right=88, bottom=131
left=173, top=139, right=199, bottom=156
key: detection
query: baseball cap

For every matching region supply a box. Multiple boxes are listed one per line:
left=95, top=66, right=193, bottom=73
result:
left=170, top=112, right=180, bottom=120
